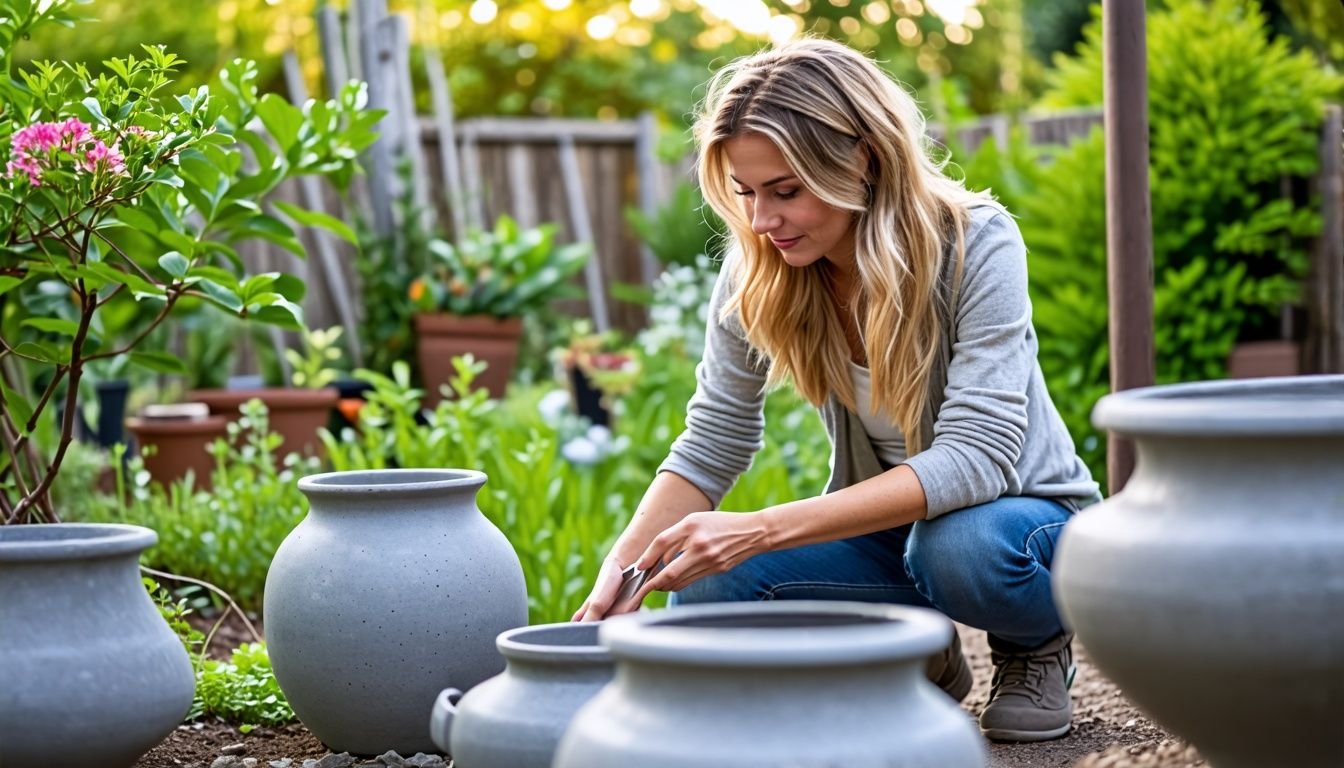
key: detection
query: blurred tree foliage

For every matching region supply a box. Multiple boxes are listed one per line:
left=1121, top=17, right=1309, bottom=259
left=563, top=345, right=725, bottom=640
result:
left=11, top=0, right=1336, bottom=131
left=12, top=0, right=1059, bottom=127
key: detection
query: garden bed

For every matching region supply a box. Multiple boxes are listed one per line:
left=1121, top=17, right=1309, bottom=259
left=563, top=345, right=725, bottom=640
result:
left=132, top=613, right=1207, bottom=768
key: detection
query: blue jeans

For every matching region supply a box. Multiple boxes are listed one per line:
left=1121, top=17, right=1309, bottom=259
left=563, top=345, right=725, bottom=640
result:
left=669, top=495, right=1072, bottom=650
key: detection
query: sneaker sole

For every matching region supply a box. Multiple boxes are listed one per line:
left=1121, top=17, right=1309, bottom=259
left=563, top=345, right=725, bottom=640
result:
left=981, top=722, right=1072, bottom=743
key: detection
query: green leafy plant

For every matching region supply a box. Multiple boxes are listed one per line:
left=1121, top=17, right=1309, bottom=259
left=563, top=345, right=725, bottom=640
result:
left=408, top=215, right=590, bottom=319
left=0, top=0, right=381, bottom=522
left=193, top=641, right=294, bottom=732
left=285, top=325, right=345, bottom=389
left=145, top=575, right=206, bottom=656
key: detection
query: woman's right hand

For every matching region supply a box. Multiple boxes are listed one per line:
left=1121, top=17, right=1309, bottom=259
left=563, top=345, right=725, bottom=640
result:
left=572, top=556, right=635, bottom=622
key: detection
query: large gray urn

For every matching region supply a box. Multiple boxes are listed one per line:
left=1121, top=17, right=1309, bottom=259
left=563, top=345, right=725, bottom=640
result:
left=553, top=601, right=986, bottom=768
left=1053, top=375, right=1344, bottom=768
left=0, top=523, right=195, bottom=767
left=429, top=622, right=614, bottom=767
left=265, top=469, right=528, bottom=755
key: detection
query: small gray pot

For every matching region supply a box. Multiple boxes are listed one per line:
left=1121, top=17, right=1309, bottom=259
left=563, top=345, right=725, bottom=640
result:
left=1054, top=375, right=1344, bottom=768
left=0, top=523, right=195, bottom=768
left=554, top=601, right=986, bottom=768
left=429, top=622, right=613, bottom=768
left=265, top=469, right=528, bottom=755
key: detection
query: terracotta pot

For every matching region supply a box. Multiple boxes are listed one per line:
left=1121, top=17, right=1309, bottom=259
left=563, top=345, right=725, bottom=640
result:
left=0, top=523, right=196, bottom=767
left=1226, top=340, right=1300, bottom=379
left=125, top=412, right=230, bottom=488
left=414, top=313, right=523, bottom=406
left=265, top=469, right=528, bottom=755
left=554, top=601, right=986, bottom=768
left=431, top=622, right=614, bottom=768
left=1053, top=375, right=1344, bottom=768
left=187, top=387, right=338, bottom=458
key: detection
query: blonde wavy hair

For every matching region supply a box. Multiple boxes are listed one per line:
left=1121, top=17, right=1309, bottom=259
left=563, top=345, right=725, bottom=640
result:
left=695, top=38, right=989, bottom=454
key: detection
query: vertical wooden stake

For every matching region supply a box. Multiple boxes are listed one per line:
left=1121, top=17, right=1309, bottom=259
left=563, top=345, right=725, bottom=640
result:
left=1102, top=0, right=1155, bottom=494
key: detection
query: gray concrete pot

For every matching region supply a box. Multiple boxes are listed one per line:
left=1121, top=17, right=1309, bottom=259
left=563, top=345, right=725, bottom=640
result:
left=554, top=601, right=986, bottom=768
left=265, top=469, right=528, bottom=755
left=429, top=622, right=613, bottom=767
left=0, top=523, right=195, bottom=767
left=1054, top=375, right=1344, bottom=768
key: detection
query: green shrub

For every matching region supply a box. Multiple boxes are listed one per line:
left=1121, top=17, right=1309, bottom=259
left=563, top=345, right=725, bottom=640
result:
left=65, top=400, right=317, bottom=612
left=958, top=0, right=1342, bottom=486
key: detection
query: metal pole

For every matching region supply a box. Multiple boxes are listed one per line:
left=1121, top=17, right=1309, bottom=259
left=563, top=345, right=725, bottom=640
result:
left=1102, top=0, right=1155, bottom=495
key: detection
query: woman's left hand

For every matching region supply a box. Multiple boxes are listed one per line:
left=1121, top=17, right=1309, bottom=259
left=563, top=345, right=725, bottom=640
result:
left=634, top=511, right=774, bottom=595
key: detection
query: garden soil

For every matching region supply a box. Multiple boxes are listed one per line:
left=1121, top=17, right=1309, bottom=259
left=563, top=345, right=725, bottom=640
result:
left=133, top=616, right=1207, bottom=768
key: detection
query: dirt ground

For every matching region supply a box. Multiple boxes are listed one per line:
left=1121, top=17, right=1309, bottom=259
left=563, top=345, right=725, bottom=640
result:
left=133, top=616, right=1207, bottom=768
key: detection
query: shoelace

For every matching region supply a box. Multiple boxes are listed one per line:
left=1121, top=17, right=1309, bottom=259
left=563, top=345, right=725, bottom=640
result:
left=989, top=650, right=1053, bottom=703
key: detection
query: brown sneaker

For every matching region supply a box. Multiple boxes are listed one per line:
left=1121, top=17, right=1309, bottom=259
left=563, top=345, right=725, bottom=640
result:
left=924, top=628, right=974, bottom=703
left=979, top=632, right=1076, bottom=742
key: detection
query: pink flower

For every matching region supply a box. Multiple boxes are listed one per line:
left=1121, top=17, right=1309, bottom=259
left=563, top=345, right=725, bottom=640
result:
left=7, top=117, right=123, bottom=185
left=81, top=139, right=126, bottom=176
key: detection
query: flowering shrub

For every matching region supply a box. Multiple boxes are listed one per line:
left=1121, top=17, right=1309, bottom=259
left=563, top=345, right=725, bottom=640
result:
left=0, top=1, right=380, bottom=522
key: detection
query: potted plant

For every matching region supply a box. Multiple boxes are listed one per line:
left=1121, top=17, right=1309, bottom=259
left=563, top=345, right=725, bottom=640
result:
left=0, top=0, right=377, bottom=760
left=553, top=320, right=640, bottom=427
left=408, top=214, right=590, bottom=405
left=186, top=325, right=346, bottom=462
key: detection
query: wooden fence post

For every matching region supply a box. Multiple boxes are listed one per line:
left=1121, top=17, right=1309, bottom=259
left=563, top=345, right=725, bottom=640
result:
left=558, top=134, right=611, bottom=333
left=635, top=111, right=662, bottom=285
left=384, top=14, right=432, bottom=233
left=355, top=0, right=396, bottom=240
left=1102, top=0, right=1155, bottom=495
left=316, top=7, right=349, bottom=97
left=1306, top=105, right=1344, bottom=374
left=424, top=45, right=468, bottom=240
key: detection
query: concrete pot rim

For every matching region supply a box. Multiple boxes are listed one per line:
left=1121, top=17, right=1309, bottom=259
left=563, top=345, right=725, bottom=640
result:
left=0, top=522, right=156, bottom=562
left=599, top=601, right=951, bottom=667
left=497, top=621, right=612, bottom=665
left=298, top=468, right=487, bottom=498
left=1093, top=374, right=1344, bottom=437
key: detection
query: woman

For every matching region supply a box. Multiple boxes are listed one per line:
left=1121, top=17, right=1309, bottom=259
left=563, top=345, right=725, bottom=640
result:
left=573, top=38, right=1099, bottom=744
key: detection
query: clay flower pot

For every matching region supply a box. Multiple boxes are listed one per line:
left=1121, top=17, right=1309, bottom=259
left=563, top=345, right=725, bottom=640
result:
left=265, top=469, right=528, bottom=756
left=187, top=386, right=338, bottom=458
left=414, top=312, right=522, bottom=407
left=0, top=523, right=196, bottom=767
left=1054, top=375, right=1344, bottom=768
left=125, top=403, right=230, bottom=488
left=431, top=622, right=614, bottom=768
left=554, top=601, right=986, bottom=768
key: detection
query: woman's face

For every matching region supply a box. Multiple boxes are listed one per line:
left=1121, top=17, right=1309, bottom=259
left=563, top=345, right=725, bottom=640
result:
left=723, top=132, right=856, bottom=271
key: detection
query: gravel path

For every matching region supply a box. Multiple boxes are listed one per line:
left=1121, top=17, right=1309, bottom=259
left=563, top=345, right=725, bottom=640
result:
left=957, top=624, right=1206, bottom=767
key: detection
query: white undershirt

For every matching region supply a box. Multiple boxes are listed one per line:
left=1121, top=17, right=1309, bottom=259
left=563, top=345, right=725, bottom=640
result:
left=848, top=361, right=908, bottom=466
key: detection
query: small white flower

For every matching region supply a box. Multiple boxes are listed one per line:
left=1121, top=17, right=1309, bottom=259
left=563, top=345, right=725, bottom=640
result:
left=538, top=389, right=571, bottom=423
left=561, top=436, right=600, bottom=465
left=586, top=424, right=612, bottom=445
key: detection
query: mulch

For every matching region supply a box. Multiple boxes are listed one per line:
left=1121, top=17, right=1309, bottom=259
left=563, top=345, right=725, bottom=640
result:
left=133, top=612, right=1207, bottom=768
